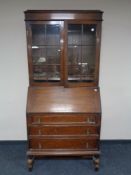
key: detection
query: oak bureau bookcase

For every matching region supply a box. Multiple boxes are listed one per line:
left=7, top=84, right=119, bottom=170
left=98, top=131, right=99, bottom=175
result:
left=24, top=10, right=103, bottom=171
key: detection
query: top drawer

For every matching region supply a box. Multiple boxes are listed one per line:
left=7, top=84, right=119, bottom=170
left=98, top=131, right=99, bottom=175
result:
left=27, top=114, right=100, bottom=125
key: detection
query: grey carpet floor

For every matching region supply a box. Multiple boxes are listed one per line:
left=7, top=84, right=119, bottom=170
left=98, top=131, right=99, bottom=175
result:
left=0, top=141, right=131, bottom=175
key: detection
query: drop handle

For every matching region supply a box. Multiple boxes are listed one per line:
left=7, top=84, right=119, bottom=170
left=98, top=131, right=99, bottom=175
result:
left=38, top=118, right=41, bottom=124
left=87, top=118, right=96, bottom=124
left=86, top=130, right=90, bottom=135
left=38, top=143, right=42, bottom=149
left=38, top=129, right=41, bottom=135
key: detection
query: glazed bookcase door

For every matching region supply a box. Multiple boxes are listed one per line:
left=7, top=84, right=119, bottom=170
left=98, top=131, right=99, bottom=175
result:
left=26, top=21, right=64, bottom=86
left=65, top=21, right=101, bottom=87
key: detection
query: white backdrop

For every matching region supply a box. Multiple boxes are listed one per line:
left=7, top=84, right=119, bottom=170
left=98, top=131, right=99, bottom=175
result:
left=0, top=0, right=131, bottom=140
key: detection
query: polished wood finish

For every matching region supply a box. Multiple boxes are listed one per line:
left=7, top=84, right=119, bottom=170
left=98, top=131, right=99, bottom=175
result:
left=29, top=137, right=98, bottom=149
left=28, top=125, right=99, bottom=136
left=26, top=87, right=101, bottom=170
left=27, top=86, right=101, bottom=113
left=25, top=10, right=102, bottom=87
left=24, top=10, right=103, bottom=21
left=25, top=10, right=103, bottom=171
left=27, top=114, right=99, bottom=124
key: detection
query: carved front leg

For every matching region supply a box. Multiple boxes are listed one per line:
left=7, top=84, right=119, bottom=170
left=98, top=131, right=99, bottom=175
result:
left=93, top=156, right=100, bottom=171
left=27, top=156, right=34, bottom=171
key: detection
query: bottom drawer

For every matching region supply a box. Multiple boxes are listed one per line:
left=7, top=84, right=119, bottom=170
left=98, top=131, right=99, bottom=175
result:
left=29, top=138, right=98, bottom=150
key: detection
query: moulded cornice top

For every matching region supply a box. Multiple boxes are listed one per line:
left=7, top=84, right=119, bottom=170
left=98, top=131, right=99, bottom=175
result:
left=24, top=10, right=103, bottom=21
left=24, top=10, right=103, bottom=13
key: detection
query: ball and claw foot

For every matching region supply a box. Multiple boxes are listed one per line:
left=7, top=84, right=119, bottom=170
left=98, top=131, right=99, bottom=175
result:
left=93, top=156, right=100, bottom=171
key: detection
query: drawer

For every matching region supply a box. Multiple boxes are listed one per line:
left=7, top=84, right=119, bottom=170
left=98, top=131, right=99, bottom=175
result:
left=27, top=114, right=100, bottom=125
left=28, top=125, right=99, bottom=136
left=29, top=138, right=98, bottom=150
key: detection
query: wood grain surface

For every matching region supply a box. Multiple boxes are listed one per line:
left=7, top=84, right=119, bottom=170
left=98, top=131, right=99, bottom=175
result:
left=27, top=86, right=101, bottom=113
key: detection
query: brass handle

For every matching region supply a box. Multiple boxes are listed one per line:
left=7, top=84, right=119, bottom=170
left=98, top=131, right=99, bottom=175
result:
left=86, top=130, right=90, bottom=135
left=38, top=118, right=41, bottom=124
left=38, top=143, right=42, bottom=149
left=38, top=129, right=41, bottom=135
left=87, top=118, right=96, bottom=124
left=86, top=142, right=88, bottom=148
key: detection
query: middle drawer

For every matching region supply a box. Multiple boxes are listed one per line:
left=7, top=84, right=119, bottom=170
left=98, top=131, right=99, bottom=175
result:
left=28, top=125, right=99, bottom=136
